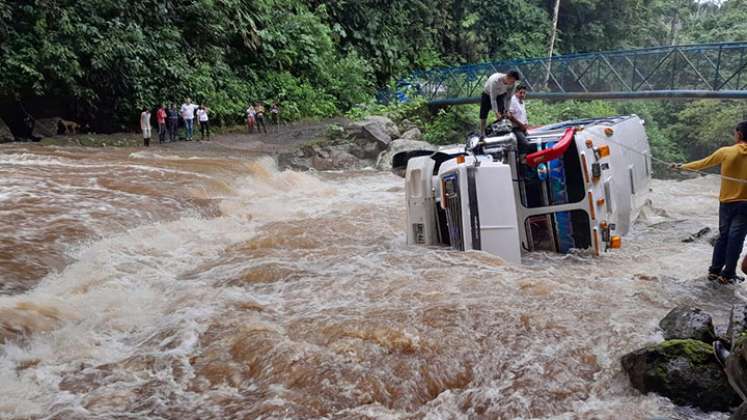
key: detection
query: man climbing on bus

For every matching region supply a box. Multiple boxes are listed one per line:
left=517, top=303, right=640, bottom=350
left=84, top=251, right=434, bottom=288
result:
left=479, top=70, right=521, bottom=140
left=673, top=120, right=747, bottom=284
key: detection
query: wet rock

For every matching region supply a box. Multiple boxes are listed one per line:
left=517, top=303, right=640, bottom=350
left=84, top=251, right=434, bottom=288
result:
left=34, top=118, right=61, bottom=138
left=400, top=127, right=423, bottom=141
left=311, top=145, right=361, bottom=171
left=659, top=306, right=717, bottom=343
left=727, top=305, right=747, bottom=345
left=348, top=116, right=400, bottom=159
left=0, top=119, right=13, bottom=143
left=351, top=116, right=400, bottom=139
left=399, top=119, right=417, bottom=132
left=732, top=403, right=747, bottom=420
left=621, top=339, right=741, bottom=412
left=682, top=227, right=712, bottom=243
left=376, top=139, right=437, bottom=171
left=279, top=141, right=368, bottom=171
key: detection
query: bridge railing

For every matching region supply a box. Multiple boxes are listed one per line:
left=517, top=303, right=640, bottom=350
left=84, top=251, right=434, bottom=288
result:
left=396, top=42, right=747, bottom=104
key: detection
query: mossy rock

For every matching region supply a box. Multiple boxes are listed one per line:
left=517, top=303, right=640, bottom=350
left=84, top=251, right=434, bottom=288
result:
left=621, top=339, right=741, bottom=412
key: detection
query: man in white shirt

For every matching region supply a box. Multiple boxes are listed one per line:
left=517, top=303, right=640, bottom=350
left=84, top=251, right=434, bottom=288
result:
left=479, top=70, right=520, bottom=139
left=180, top=98, right=198, bottom=141
left=508, top=85, right=530, bottom=152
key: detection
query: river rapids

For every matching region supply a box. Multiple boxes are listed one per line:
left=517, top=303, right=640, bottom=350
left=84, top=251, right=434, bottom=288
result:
left=0, top=144, right=742, bottom=419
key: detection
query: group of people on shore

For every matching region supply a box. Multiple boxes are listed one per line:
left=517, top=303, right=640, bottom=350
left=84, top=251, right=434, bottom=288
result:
left=139, top=98, right=210, bottom=147
left=139, top=99, right=281, bottom=147
left=245, top=101, right=280, bottom=134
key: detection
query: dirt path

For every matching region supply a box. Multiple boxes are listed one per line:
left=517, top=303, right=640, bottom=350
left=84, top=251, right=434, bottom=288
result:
left=154, top=117, right=349, bottom=155
left=27, top=117, right=350, bottom=157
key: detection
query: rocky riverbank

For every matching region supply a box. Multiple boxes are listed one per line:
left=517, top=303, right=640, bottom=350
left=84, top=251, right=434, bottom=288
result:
left=622, top=305, right=747, bottom=415
left=2, top=115, right=438, bottom=173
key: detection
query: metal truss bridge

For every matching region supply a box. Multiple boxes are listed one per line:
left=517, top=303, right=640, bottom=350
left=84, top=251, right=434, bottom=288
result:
left=399, top=42, right=747, bottom=106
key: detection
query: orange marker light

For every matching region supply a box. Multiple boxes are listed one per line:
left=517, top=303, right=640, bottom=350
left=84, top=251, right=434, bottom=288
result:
left=604, top=127, right=614, bottom=137
left=597, top=145, right=610, bottom=158
left=456, top=155, right=465, bottom=164
left=580, top=154, right=590, bottom=184
left=610, top=235, right=622, bottom=249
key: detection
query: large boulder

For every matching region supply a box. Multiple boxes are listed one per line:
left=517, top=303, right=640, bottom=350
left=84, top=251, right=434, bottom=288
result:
left=0, top=119, right=13, bottom=143
left=279, top=142, right=367, bottom=171
left=311, top=145, right=361, bottom=171
left=375, top=139, right=438, bottom=172
left=351, top=116, right=401, bottom=139
left=399, top=119, right=417, bottom=132
left=621, top=339, right=741, bottom=412
left=400, top=127, right=423, bottom=141
left=34, top=118, right=61, bottom=138
left=659, top=306, right=717, bottom=343
left=348, top=116, right=400, bottom=159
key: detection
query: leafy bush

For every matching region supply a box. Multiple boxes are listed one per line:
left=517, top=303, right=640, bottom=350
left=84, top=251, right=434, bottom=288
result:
left=422, top=106, right=477, bottom=145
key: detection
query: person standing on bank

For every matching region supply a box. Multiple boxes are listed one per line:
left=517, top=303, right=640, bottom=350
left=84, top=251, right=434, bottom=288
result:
left=508, top=85, right=531, bottom=153
left=197, top=105, right=210, bottom=141
left=167, top=103, right=179, bottom=142
left=140, top=107, right=152, bottom=147
left=673, top=120, right=747, bottom=284
left=156, top=104, right=167, bottom=144
left=246, top=104, right=256, bottom=133
left=255, top=102, right=268, bottom=134
left=479, top=70, right=521, bottom=139
left=270, top=102, right=280, bottom=131
left=180, top=98, right=198, bottom=141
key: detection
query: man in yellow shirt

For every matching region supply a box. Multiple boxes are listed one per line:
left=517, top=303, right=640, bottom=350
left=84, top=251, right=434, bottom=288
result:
left=674, top=121, right=747, bottom=283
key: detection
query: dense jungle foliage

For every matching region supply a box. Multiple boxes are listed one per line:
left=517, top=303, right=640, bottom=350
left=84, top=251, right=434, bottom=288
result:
left=1, top=0, right=746, bottom=161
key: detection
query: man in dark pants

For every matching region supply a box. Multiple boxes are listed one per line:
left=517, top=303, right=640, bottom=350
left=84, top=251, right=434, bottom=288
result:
left=675, top=120, right=747, bottom=284
left=167, top=104, right=179, bottom=142
left=479, top=70, right=520, bottom=140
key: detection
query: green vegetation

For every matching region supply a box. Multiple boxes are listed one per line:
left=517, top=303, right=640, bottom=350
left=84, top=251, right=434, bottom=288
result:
left=0, top=0, right=746, bottom=155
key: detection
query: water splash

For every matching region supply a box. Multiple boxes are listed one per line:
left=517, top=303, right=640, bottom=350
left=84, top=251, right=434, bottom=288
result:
left=0, top=144, right=738, bottom=419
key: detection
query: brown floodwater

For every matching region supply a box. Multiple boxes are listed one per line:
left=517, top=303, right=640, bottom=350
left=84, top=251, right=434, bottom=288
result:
left=0, top=143, right=740, bottom=419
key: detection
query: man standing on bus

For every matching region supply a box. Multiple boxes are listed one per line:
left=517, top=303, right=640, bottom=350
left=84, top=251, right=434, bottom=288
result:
left=674, top=120, right=747, bottom=284
left=479, top=70, right=521, bottom=139
left=508, top=85, right=530, bottom=153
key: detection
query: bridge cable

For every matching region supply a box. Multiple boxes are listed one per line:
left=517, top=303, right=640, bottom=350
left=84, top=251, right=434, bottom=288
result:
left=600, top=135, right=747, bottom=185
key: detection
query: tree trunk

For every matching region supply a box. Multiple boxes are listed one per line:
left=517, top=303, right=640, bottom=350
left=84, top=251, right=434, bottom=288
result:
left=544, top=0, right=561, bottom=89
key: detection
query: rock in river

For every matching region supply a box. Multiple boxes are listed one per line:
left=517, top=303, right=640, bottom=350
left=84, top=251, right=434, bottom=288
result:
left=659, top=306, right=717, bottom=343
left=621, top=339, right=741, bottom=412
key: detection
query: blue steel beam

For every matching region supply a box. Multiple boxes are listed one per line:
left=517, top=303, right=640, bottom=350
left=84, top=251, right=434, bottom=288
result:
left=427, top=90, right=747, bottom=108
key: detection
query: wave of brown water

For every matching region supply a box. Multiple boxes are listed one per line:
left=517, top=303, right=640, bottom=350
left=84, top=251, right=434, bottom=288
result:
left=0, top=144, right=740, bottom=419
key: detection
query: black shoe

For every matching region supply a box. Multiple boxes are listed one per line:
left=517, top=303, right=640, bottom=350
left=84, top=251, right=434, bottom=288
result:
left=719, top=274, right=745, bottom=285
left=714, top=340, right=731, bottom=369
left=708, top=272, right=721, bottom=282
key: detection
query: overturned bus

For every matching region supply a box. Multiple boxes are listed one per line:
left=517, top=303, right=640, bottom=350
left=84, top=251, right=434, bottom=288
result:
left=397, top=115, right=652, bottom=264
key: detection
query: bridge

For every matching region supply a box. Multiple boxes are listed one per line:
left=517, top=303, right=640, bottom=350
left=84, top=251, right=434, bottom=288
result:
left=398, top=42, right=747, bottom=106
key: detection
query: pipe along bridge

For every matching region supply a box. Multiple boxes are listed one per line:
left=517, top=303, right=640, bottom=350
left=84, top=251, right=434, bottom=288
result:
left=396, top=42, right=747, bottom=106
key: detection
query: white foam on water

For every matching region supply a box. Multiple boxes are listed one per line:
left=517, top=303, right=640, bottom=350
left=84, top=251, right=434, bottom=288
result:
left=0, top=150, right=740, bottom=419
